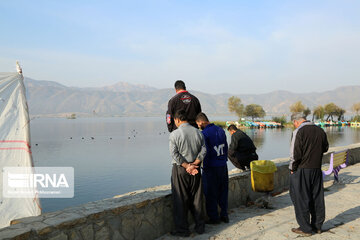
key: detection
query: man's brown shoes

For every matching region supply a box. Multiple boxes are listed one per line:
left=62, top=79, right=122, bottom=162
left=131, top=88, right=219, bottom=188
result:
left=291, top=227, right=312, bottom=237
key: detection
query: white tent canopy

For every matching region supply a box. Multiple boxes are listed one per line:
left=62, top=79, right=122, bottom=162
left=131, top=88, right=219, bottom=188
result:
left=0, top=70, right=41, bottom=228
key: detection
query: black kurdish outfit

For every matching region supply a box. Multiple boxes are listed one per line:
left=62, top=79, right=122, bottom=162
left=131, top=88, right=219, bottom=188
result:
left=289, top=121, right=329, bottom=233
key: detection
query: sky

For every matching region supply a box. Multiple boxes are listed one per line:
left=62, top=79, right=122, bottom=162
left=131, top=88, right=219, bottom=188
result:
left=1, top=0, right=360, bottom=94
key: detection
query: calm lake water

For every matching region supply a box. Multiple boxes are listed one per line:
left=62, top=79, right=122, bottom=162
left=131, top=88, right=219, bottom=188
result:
left=30, top=117, right=360, bottom=213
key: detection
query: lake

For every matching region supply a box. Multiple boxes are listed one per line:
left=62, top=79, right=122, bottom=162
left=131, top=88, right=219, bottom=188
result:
left=29, top=117, right=360, bottom=213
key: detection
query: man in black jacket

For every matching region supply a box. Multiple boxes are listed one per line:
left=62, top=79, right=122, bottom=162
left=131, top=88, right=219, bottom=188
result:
left=289, top=113, right=329, bottom=236
left=166, top=80, right=202, bottom=132
left=227, top=124, right=258, bottom=170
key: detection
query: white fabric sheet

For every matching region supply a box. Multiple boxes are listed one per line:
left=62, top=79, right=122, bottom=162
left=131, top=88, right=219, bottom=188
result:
left=0, top=72, right=41, bottom=228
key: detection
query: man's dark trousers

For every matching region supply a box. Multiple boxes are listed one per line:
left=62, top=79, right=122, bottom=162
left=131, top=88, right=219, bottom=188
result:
left=171, top=164, right=205, bottom=234
left=229, top=152, right=258, bottom=170
left=289, top=168, right=325, bottom=233
left=202, top=165, right=228, bottom=221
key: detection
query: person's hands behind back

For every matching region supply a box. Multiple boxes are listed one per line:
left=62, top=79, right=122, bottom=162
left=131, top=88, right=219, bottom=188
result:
left=186, top=164, right=199, bottom=175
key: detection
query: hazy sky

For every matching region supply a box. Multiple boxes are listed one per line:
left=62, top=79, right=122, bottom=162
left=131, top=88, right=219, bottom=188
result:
left=1, top=1, right=359, bottom=94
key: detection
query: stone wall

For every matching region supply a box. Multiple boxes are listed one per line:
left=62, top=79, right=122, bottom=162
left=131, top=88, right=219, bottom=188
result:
left=1, top=143, right=360, bottom=240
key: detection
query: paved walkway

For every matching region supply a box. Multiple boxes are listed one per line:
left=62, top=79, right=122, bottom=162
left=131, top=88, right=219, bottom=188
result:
left=158, top=163, right=360, bottom=240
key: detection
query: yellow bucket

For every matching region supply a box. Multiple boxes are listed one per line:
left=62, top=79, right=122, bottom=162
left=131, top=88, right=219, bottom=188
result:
left=251, top=160, right=277, bottom=192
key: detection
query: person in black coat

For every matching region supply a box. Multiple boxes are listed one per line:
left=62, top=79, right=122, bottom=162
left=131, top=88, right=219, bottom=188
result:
left=289, top=113, right=329, bottom=236
left=227, top=124, right=258, bottom=170
left=166, top=80, right=202, bottom=132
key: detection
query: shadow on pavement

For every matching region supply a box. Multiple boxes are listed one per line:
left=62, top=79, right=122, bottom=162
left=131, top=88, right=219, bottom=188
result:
left=324, top=171, right=360, bottom=194
left=159, top=166, right=360, bottom=239
left=323, top=205, right=360, bottom=231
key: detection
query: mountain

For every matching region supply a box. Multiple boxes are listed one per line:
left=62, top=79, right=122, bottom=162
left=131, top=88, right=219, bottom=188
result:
left=25, top=78, right=67, bottom=89
left=25, top=78, right=156, bottom=92
left=24, top=78, right=360, bottom=117
left=86, top=82, right=157, bottom=93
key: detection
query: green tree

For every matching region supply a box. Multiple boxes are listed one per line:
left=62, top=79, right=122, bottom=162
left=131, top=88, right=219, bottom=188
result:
left=289, top=101, right=305, bottom=114
left=312, top=105, right=325, bottom=121
left=303, top=107, right=311, bottom=119
left=352, top=102, right=360, bottom=115
left=324, top=103, right=338, bottom=121
left=334, top=106, right=346, bottom=121
left=244, top=104, right=266, bottom=121
left=352, top=115, right=360, bottom=122
left=228, top=96, right=244, bottom=119
left=272, top=116, right=287, bottom=126
left=67, top=113, right=76, bottom=119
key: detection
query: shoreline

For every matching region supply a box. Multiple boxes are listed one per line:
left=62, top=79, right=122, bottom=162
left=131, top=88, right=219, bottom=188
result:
left=2, top=143, right=359, bottom=239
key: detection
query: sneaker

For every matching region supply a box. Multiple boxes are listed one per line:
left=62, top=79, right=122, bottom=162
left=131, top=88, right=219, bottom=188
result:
left=170, top=231, right=191, bottom=237
left=291, top=228, right=312, bottom=237
left=221, top=216, right=229, bottom=223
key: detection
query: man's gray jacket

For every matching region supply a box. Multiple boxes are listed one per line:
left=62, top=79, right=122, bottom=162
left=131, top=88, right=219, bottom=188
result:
left=169, top=123, right=206, bottom=165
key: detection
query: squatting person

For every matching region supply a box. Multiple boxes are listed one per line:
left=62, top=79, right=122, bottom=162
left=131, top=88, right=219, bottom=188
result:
left=289, top=113, right=329, bottom=236
left=227, top=124, right=258, bottom=171
left=196, top=112, right=229, bottom=224
left=169, top=110, right=206, bottom=237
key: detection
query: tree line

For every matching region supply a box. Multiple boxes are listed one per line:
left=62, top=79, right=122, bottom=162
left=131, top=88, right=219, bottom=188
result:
left=228, top=96, right=265, bottom=121
left=228, top=96, right=360, bottom=122
left=289, top=101, right=360, bottom=122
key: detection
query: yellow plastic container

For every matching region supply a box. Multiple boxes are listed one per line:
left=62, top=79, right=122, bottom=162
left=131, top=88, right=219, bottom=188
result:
left=250, top=160, right=277, bottom=192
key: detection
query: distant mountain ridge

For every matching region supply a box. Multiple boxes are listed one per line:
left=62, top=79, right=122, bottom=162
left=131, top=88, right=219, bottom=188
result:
left=25, top=78, right=157, bottom=92
left=24, top=78, right=360, bottom=117
left=87, top=82, right=157, bottom=93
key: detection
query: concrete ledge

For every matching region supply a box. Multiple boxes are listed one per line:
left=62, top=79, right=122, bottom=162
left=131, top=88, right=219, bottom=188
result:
left=1, top=143, right=359, bottom=240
